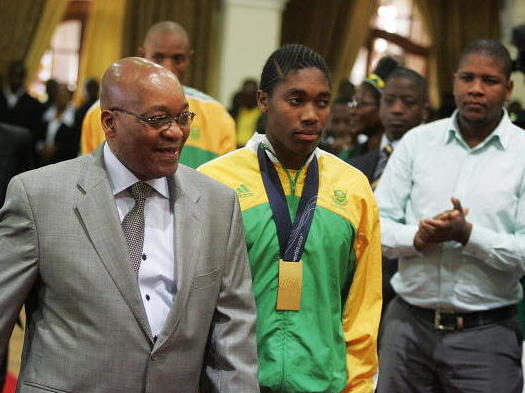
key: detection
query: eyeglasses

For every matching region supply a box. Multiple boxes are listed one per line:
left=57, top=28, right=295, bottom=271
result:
left=348, top=100, right=378, bottom=110
left=110, top=108, right=196, bottom=130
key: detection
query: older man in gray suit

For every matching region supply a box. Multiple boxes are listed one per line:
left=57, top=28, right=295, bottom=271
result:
left=0, top=57, right=259, bottom=393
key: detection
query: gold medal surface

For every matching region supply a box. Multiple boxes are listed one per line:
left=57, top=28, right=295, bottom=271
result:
left=276, top=259, right=303, bottom=311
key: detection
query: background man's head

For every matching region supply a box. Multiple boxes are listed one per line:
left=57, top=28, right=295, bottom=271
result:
left=139, top=21, right=194, bottom=82
left=100, top=57, right=190, bottom=180
left=454, top=39, right=513, bottom=130
left=380, top=67, right=428, bottom=141
left=7, top=61, right=26, bottom=92
left=325, top=99, right=356, bottom=154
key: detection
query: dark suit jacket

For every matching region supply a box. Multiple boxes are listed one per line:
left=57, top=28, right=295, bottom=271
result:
left=0, top=91, right=45, bottom=143
left=0, top=122, right=34, bottom=207
left=38, top=122, right=80, bottom=166
left=347, top=148, right=380, bottom=183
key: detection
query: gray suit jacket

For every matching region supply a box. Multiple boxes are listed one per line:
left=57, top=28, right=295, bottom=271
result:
left=0, top=147, right=259, bottom=393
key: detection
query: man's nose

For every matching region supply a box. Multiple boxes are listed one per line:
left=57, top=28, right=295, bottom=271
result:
left=468, top=78, right=484, bottom=96
left=162, top=121, right=185, bottom=139
left=390, top=98, right=405, bottom=114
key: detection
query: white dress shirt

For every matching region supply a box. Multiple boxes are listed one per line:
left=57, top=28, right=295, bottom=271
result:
left=43, top=104, right=75, bottom=146
left=103, top=143, right=175, bottom=339
left=376, top=110, right=525, bottom=312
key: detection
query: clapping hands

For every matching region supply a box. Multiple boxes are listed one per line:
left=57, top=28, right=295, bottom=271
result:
left=414, top=197, right=473, bottom=250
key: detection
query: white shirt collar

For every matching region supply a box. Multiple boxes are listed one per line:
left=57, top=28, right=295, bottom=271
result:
left=103, top=143, right=169, bottom=198
left=446, top=109, right=511, bottom=151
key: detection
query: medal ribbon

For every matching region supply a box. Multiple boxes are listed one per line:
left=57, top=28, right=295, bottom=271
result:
left=257, top=143, right=319, bottom=261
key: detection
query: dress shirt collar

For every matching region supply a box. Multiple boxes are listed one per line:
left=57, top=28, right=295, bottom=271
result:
left=380, top=133, right=400, bottom=150
left=103, top=143, right=169, bottom=199
left=3, top=86, right=23, bottom=108
left=445, top=109, right=511, bottom=151
left=245, top=132, right=319, bottom=167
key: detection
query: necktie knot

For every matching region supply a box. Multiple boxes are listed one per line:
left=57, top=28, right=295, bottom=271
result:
left=383, top=143, right=394, bottom=157
left=130, top=181, right=153, bottom=205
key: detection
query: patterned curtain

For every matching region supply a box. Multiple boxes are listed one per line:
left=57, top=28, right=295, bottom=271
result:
left=281, top=0, right=379, bottom=93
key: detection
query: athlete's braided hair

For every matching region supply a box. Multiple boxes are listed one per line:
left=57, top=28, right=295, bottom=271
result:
left=259, top=44, right=330, bottom=95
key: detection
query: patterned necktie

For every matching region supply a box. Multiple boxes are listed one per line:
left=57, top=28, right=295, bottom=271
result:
left=122, top=181, right=153, bottom=276
left=371, top=143, right=394, bottom=190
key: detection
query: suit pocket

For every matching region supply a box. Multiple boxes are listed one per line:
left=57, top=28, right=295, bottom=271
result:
left=192, top=269, right=219, bottom=290
left=22, top=381, right=72, bottom=393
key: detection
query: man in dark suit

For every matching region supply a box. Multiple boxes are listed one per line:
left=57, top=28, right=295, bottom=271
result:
left=0, top=61, right=45, bottom=146
left=0, top=121, right=33, bottom=392
left=348, top=67, right=428, bottom=188
left=0, top=123, right=33, bottom=207
left=348, top=67, right=428, bottom=316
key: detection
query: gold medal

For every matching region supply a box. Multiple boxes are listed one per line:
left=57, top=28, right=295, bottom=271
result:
left=276, top=259, right=303, bottom=311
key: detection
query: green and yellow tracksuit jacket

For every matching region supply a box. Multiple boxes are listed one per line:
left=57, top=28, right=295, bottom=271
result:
left=80, top=87, right=236, bottom=168
left=199, top=134, right=382, bottom=393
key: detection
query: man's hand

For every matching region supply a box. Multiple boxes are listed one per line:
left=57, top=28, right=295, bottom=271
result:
left=413, top=197, right=472, bottom=250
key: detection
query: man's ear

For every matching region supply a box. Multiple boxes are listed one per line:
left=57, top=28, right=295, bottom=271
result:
left=101, top=110, right=116, bottom=139
left=257, top=89, right=268, bottom=113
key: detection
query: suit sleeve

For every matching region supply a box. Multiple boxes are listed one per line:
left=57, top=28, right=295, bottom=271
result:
left=204, top=194, right=259, bottom=393
left=0, top=176, right=40, bottom=357
left=342, top=189, right=382, bottom=393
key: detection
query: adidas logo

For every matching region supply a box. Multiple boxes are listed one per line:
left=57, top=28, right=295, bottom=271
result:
left=236, top=184, right=254, bottom=198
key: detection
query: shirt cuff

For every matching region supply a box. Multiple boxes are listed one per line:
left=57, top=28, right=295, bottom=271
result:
left=463, top=224, right=490, bottom=260
left=382, top=224, right=420, bottom=259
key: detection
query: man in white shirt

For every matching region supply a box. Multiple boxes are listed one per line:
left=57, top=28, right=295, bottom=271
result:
left=0, top=57, right=259, bottom=393
left=376, top=39, right=525, bottom=393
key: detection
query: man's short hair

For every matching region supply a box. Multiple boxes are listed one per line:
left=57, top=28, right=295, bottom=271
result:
left=385, top=67, right=427, bottom=97
left=259, top=44, right=330, bottom=95
left=458, top=39, right=513, bottom=78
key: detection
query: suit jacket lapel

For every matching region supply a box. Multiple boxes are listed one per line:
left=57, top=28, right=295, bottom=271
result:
left=155, top=168, right=203, bottom=349
left=75, top=146, right=153, bottom=340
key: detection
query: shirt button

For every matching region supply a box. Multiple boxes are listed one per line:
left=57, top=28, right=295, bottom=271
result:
left=142, top=253, right=147, bottom=261
left=145, top=294, right=150, bottom=301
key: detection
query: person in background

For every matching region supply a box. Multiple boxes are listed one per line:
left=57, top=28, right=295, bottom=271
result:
left=37, top=83, right=79, bottom=166
left=348, top=67, right=428, bottom=188
left=320, top=98, right=357, bottom=159
left=200, top=44, right=382, bottom=393
left=341, top=57, right=398, bottom=160
left=376, top=39, right=525, bottom=393
left=0, top=61, right=45, bottom=149
left=74, top=77, right=99, bottom=129
left=43, top=79, right=59, bottom=110
left=230, top=79, right=261, bottom=147
left=80, top=21, right=235, bottom=168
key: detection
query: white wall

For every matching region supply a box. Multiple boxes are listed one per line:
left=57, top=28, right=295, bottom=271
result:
left=217, top=0, right=288, bottom=107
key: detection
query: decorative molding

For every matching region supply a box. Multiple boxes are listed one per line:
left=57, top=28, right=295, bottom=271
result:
left=224, top=0, right=288, bottom=12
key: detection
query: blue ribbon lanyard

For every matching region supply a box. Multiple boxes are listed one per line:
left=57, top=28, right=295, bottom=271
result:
left=257, top=143, right=319, bottom=262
